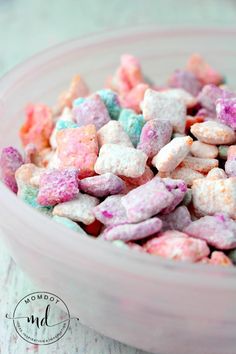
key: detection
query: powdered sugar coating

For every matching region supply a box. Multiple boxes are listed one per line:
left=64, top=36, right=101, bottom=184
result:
left=216, top=98, right=236, bottom=130
left=93, top=194, right=129, bottom=226
left=160, top=206, right=191, bottom=232
left=79, top=173, right=125, bottom=197
left=97, top=121, right=133, bottom=147
left=179, top=156, right=219, bottom=173
left=190, top=141, right=218, bottom=159
left=191, top=121, right=236, bottom=145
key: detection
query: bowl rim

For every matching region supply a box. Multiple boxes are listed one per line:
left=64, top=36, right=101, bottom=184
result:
left=1, top=25, right=236, bottom=285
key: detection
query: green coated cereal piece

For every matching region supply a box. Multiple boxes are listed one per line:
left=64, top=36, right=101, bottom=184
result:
left=118, top=108, right=145, bottom=147
left=52, top=215, right=87, bottom=234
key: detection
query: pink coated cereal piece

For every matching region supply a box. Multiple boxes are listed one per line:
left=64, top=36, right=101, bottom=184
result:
left=161, top=178, right=187, bottom=214
left=216, top=98, right=236, bottom=130
left=137, top=119, right=173, bottom=158
left=97, top=121, right=133, bottom=147
left=190, top=121, right=236, bottom=145
left=168, top=69, right=203, bottom=96
left=37, top=168, right=79, bottom=206
left=152, top=136, right=193, bottom=173
left=170, top=167, right=204, bottom=187
left=109, top=54, right=144, bottom=94
left=73, top=94, right=110, bottom=130
left=225, top=145, right=236, bottom=177
left=184, top=213, right=236, bottom=250
left=186, top=54, right=223, bottom=86
left=160, top=206, right=191, bottom=232
left=190, top=141, right=218, bottom=159
left=161, top=88, right=197, bottom=108
left=121, top=165, right=154, bottom=187
left=209, top=251, right=233, bottom=266
left=192, top=177, right=236, bottom=219
left=198, top=84, right=235, bottom=115
left=57, top=75, right=89, bottom=112
left=19, top=104, right=54, bottom=151
left=206, top=168, right=227, bottom=180
left=121, top=177, right=174, bottom=223
left=94, top=144, right=147, bottom=178
left=0, top=147, right=24, bottom=193
left=79, top=173, right=125, bottom=197
left=53, top=192, right=99, bottom=225
left=179, top=156, right=219, bottom=173
left=144, top=232, right=210, bottom=262
left=93, top=195, right=129, bottom=226
left=100, top=217, right=162, bottom=242
left=120, top=83, right=149, bottom=113
left=142, top=89, right=186, bottom=133
left=56, top=125, right=98, bottom=178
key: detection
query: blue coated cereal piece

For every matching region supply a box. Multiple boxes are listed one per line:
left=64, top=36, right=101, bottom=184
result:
left=56, top=120, right=78, bottom=131
left=19, top=184, right=52, bottom=216
left=97, top=89, right=121, bottom=120
left=118, top=108, right=145, bottom=147
left=52, top=215, right=87, bottom=234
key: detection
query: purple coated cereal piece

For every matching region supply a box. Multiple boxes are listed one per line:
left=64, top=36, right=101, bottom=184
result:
left=160, top=206, right=191, bottom=232
left=0, top=146, right=24, bottom=193
left=73, top=94, right=110, bottom=130
left=100, top=217, right=162, bottom=242
left=37, top=168, right=79, bottom=206
left=93, top=194, right=129, bottom=226
left=137, top=119, right=173, bottom=158
left=184, top=213, right=236, bottom=250
left=121, top=177, right=174, bottom=223
left=79, top=173, right=125, bottom=197
left=198, top=84, right=235, bottom=115
left=161, top=178, right=187, bottom=214
left=168, top=70, right=203, bottom=96
left=216, top=98, right=236, bottom=130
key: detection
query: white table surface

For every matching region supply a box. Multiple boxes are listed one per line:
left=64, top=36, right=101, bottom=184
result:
left=0, top=1, right=236, bottom=353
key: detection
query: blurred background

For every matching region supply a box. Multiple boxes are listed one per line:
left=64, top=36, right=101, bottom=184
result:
left=0, top=0, right=236, bottom=76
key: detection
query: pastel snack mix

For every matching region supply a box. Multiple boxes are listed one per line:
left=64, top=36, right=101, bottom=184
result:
left=3, top=53, right=236, bottom=267
left=73, top=94, right=110, bottom=130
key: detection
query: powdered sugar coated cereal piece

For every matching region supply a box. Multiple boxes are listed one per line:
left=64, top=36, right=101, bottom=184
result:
left=184, top=213, right=236, bottom=250
left=20, top=104, right=54, bottom=151
left=186, top=54, right=223, bottom=86
left=97, top=89, right=121, bottom=120
left=225, top=145, right=236, bottom=177
left=94, top=144, right=147, bottom=178
left=160, top=206, right=191, bottom=232
left=53, top=192, right=99, bottom=225
left=216, top=98, right=236, bottom=130
left=192, top=177, right=236, bottom=219
left=79, top=173, right=125, bottom=197
left=56, top=125, right=98, bottom=178
left=37, top=168, right=79, bottom=206
left=191, top=121, right=236, bottom=145
left=121, top=165, right=154, bottom=187
left=101, top=217, right=162, bottom=242
left=57, top=75, right=89, bottom=112
left=206, top=168, right=227, bottom=180
left=161, top=178, right=187, bottom=214
left=121, top=177, right=174, bottom=223
left=137, top=119, right=172, bottom=158
left=152, top=136, right=193, bottom=172
left=120, top=83, right=149, bottom=113
left=93, top=195, right=129, bottom=226
left=144, top=232, right=210, bottom=262
left=198, top=84, right=235, bottom=114
left=73, top=94, right=110, bottom=130
left=15, top=163, right=42, bottom=191
left=97, top=121, right=133, bottom=147
left=190, top=141, right=218, bottom=159
left=53, top=215, right=87, bottom=235
left=168, top=69, right=202, bottom=96
left=142, top=89, right=186, bottom=133
left=180, top=156, right=219, bottom=173
left=161, top=88, right=197, bottom=108
left=0, top=147, right=24, bottom=193
left=118, top=109, right=145, bottom=147
left=171, top=167, right=204, bottom=187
